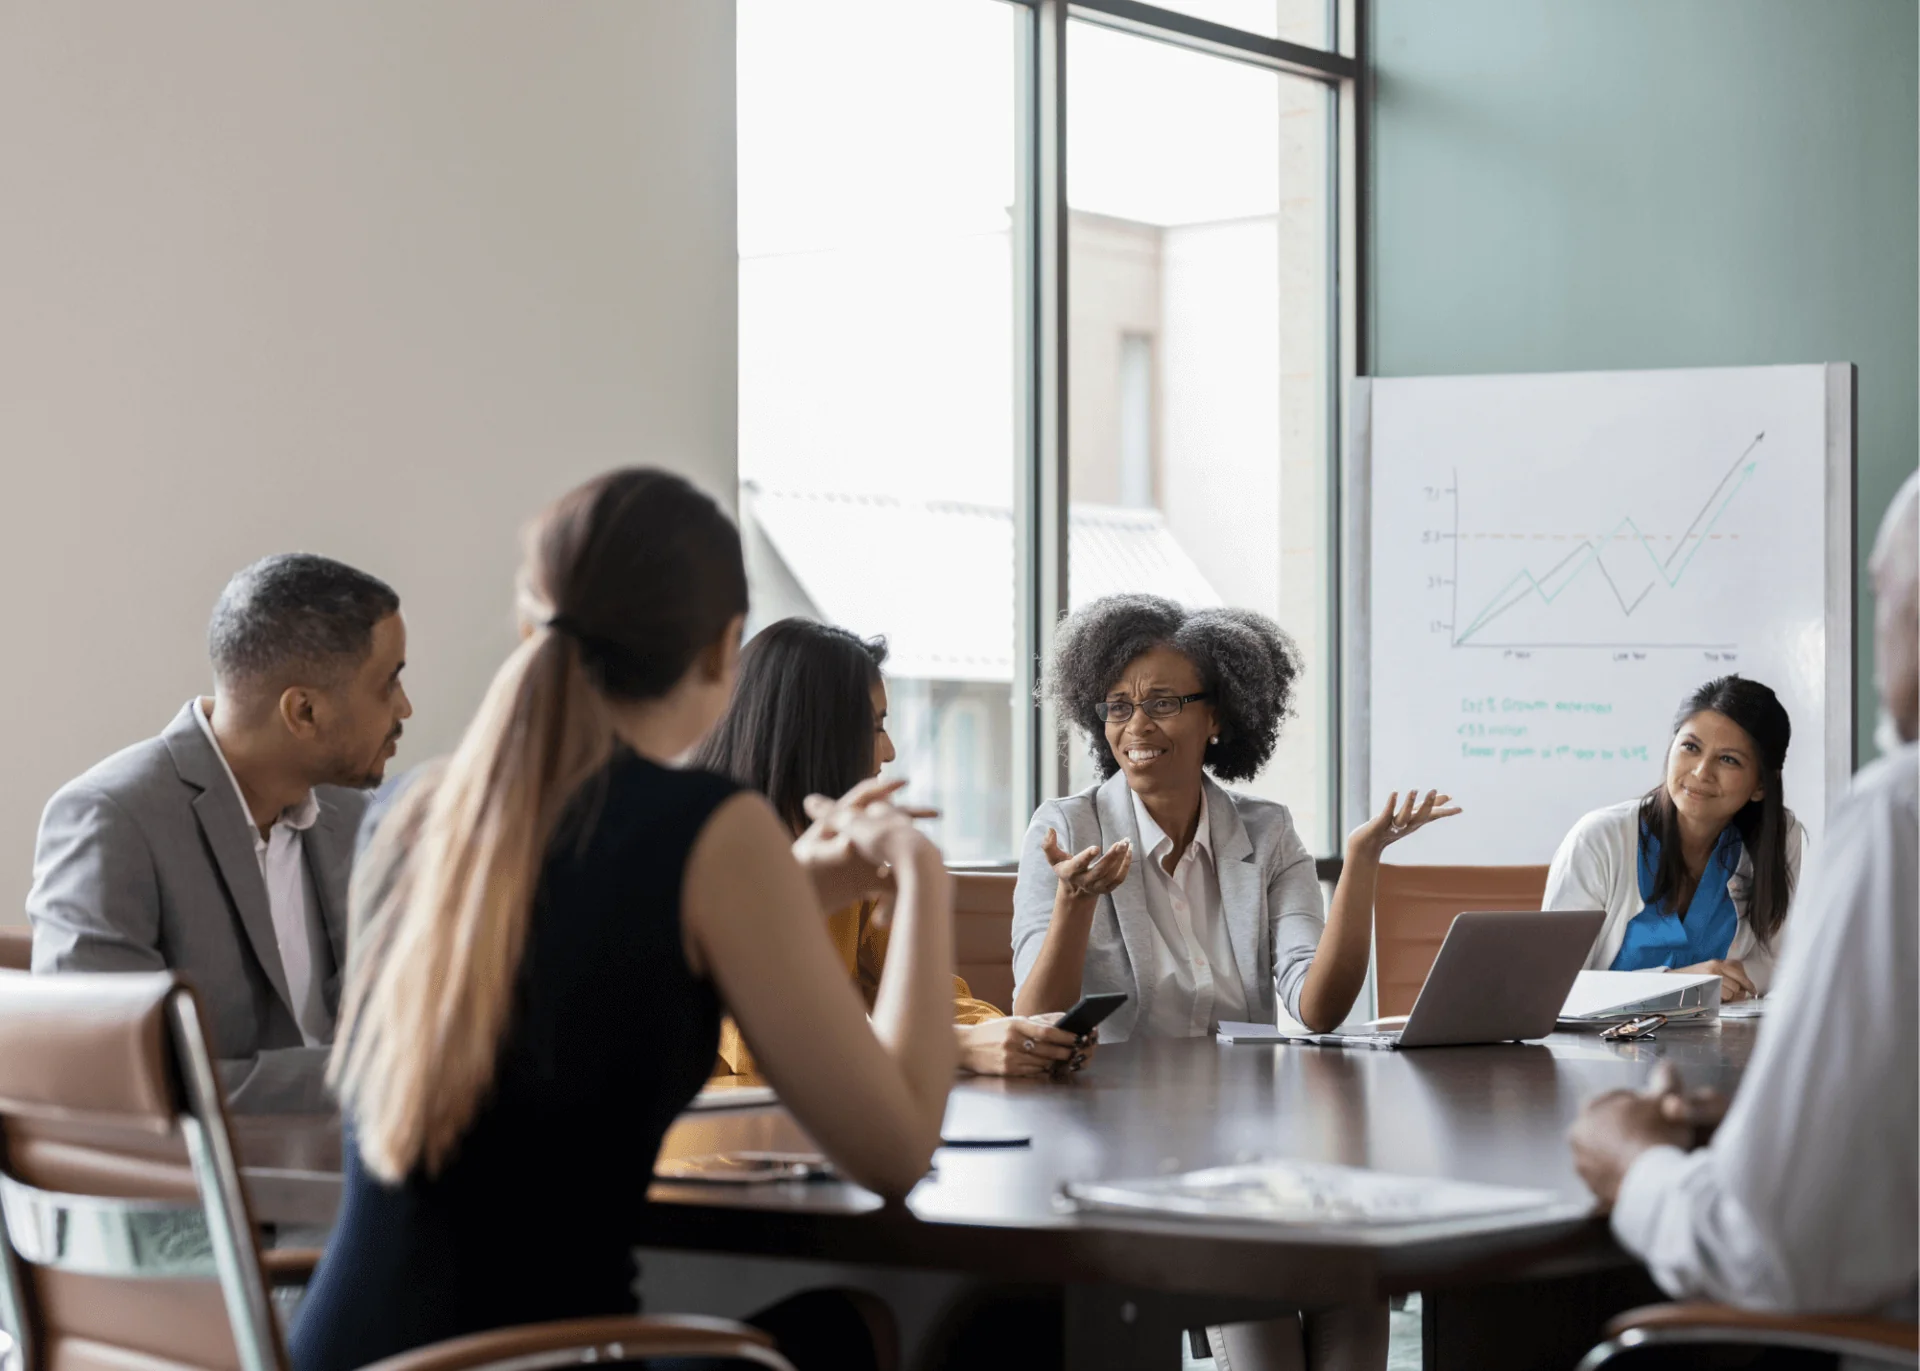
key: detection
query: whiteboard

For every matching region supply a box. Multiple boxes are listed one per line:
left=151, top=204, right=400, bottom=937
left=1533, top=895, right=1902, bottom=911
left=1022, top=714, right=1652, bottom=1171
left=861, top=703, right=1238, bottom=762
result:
left=1345, top=364, right=1853, bottom=865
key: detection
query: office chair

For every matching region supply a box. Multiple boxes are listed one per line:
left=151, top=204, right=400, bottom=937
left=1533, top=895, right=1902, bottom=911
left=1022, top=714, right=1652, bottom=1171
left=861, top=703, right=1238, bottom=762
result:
left=0, top=969, right=796, bottom=1371
left=1577, top=1301, right=1918, bottom=1368
left=1373, top=863, right=1550, bottom=1016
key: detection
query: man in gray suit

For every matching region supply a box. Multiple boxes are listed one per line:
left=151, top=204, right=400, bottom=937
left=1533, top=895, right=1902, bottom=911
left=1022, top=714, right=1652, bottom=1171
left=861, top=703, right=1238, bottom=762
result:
left=28, top=554, right=412, bottom=1113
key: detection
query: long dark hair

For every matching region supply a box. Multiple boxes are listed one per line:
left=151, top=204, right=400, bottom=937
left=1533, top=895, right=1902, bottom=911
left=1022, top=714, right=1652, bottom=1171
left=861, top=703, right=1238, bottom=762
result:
left=1638, top=674, right=1794, bottom=947
left=693, top=618, right=888, bottom=834
left=334, top=468, right=746, bottom=1181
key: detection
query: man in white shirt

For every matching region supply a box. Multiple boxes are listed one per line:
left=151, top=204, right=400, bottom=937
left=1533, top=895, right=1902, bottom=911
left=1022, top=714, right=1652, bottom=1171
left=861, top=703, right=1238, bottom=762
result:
left=1570, top=471, right=1920, bottom=1319
left=28, top=554, right=412, bottom=1113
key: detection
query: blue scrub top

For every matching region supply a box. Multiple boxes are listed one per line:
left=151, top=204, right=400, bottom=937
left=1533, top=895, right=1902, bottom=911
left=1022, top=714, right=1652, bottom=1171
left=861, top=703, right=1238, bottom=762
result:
left=1609, top=823, right=1743, bottom=972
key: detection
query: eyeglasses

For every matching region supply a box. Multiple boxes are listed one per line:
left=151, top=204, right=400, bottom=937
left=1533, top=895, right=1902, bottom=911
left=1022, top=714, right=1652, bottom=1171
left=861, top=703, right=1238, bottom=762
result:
left=1599, top=1014, right=1667, bottom=1042
left=1094, top=692, right=1210, bottom=724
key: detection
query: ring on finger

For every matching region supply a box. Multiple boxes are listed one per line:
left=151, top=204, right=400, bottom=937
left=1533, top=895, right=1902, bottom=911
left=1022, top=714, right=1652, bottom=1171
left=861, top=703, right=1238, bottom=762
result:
left=1022, top=1038, right=1035, bottom=1053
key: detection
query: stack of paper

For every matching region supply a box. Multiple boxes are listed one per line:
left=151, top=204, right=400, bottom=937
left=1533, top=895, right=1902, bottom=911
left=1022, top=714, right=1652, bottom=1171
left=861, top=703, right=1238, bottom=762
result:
left=686, top=1081, right=778, bottom=1111
left=1064, top=1160, right=1559, bottom=1229
left=1559, top=970, right=1720, bottom=1024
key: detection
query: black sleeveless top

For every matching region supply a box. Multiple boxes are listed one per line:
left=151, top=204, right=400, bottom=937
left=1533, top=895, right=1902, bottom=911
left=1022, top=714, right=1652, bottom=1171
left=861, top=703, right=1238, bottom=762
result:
left=291, top=752, right=738, bottom=1371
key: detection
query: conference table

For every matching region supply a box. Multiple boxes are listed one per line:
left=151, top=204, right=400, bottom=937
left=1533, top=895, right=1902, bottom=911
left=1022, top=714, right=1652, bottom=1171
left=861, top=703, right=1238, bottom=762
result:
left=240, top=1021, right=1758, bottom=1371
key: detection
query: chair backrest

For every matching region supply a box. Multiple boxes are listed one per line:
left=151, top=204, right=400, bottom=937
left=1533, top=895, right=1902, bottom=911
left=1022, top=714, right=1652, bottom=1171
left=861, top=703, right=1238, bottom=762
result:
left=952, top=872, right=1017, bottom=1015
left=0, top=970, right=283, bottom=1371
left=1374, top=864, right=1551, bottom=1017
left=0, top=928, right=31, bottom=972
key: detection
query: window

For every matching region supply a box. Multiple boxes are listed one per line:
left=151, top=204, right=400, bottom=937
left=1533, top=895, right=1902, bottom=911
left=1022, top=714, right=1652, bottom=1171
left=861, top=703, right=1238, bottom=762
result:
left=1063, top=18, right=1336, bottom=848
left=736, top=0, right=1022, bottom=862
left=738, top=0, right=1355, bottom=860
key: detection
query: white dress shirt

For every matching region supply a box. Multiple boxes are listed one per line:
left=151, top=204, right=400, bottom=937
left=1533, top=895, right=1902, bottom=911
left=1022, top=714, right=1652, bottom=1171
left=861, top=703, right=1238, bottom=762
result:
left=1131, top=790, right=1250, bottom=1038
left=192, top=700, right=325, bottom=1045
left=1611, top=743, right=1918, bottom=1318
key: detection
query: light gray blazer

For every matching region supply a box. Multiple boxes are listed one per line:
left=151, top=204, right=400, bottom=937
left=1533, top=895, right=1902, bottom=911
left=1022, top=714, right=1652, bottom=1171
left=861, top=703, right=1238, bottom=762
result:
left=26, top=702, right=366, bottom=1113
left=1012, top=771, right=1327, bottom=1040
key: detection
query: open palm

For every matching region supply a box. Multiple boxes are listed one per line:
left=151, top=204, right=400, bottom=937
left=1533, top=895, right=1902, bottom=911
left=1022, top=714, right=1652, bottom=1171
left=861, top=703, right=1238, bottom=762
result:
left=1042, top=828, right=1132, bottom=898
left=1348, top=789, right=1461, bottom=859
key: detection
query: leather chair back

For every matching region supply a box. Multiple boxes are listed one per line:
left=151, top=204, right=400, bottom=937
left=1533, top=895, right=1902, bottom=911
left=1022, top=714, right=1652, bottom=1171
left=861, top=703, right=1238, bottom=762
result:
left=0, top=973, right=800, bottom=1371
left=0, top=969, right=278, bottom=1371
left=952, top=872, right=1017, bottom=1015
left=0, top=928, right=31, bottom=972
left=1374, top=864, right=1551, bottom=1017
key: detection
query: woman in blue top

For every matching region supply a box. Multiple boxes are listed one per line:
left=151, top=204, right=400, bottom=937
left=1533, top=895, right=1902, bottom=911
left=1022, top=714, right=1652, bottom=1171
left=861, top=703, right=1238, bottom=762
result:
left=1545, top=675, right=1804, bottom=1002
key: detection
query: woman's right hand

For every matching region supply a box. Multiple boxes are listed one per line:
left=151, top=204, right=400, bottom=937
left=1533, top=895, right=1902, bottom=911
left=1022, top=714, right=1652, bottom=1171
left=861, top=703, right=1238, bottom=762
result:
left=798, top=777, right=937, bottom=873
left=1041, top=827, right=1132, bottom=899
left=957, top=1014, right=1093, bottom=1078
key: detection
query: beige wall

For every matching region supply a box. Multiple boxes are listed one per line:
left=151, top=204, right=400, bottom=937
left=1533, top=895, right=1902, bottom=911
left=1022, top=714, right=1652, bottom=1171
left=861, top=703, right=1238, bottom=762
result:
left=0, top=1, right=738, bottom=918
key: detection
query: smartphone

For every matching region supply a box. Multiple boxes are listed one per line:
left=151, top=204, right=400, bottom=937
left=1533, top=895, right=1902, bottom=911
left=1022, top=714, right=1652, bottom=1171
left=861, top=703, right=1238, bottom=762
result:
left=1055, top=991, right=1128, bottom=1038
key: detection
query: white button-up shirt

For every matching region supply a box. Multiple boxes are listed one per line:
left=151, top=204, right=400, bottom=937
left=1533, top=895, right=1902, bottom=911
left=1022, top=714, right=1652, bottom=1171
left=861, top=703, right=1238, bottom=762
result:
left=193, top=700, right=324, bottom=1045
left=1611, top=744, right=1918, bottom=1319
left=1131, top=791, right=1250, bottom=1038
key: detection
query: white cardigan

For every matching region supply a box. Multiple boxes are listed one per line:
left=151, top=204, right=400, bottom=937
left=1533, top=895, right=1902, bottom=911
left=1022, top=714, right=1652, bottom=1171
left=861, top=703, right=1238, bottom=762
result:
left=1542, top=798, right=1805, bottom=994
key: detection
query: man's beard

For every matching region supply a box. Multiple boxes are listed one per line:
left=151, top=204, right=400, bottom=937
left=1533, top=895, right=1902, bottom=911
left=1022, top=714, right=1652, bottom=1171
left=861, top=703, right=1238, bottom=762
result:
left=337, top=728, right=402, bottom=790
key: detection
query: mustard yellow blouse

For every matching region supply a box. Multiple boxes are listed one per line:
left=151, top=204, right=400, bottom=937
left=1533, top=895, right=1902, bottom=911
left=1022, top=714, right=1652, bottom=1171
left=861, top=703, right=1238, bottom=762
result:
left=714, top=898, right=1002, bottom=1078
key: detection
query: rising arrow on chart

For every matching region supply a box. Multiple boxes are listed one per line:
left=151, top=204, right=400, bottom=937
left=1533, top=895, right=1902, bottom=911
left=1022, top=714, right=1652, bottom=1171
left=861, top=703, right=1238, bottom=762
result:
left=1452, top=431, right=1764, bottom=646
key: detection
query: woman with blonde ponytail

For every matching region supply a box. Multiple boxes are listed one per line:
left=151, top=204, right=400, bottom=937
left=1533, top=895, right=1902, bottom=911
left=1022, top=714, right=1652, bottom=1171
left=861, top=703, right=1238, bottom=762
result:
left=293, top=469, right=957, bottom=1371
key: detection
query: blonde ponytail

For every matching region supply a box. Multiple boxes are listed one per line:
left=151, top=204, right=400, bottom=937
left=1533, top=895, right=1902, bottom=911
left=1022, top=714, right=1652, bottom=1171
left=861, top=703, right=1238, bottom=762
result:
left=330, top=627, right=612, bottom=1181
left=327, top=466, right=748, bottom=1182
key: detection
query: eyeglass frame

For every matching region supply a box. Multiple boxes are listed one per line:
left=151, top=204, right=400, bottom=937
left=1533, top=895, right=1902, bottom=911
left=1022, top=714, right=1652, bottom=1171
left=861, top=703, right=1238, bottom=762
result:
left=1093, top=692, right=1212, bottom=724
left=1599, top=1013, right=1667, bottom=1041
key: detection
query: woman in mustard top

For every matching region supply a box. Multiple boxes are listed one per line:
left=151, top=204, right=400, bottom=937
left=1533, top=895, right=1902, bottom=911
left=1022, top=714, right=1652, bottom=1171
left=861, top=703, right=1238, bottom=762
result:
left=695, top=618, right=1092, bottom=1078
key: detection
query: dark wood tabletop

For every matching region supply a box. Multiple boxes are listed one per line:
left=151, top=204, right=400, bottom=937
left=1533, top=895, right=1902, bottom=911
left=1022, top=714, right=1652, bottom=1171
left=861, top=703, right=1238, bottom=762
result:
left=240, top=1019, right=1756, bottom=1308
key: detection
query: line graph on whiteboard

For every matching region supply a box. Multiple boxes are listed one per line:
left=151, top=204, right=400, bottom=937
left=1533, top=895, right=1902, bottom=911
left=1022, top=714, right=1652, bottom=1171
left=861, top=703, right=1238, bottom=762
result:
left=1427, top=432, right=1764, bottom=651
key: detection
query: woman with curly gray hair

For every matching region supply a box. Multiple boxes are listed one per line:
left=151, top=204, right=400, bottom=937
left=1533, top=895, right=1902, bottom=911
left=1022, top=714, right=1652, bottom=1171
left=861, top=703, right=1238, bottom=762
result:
left=1010, top=595, right=1458, bottom=1371
left=1012, top=593, right=1458, bottom=1040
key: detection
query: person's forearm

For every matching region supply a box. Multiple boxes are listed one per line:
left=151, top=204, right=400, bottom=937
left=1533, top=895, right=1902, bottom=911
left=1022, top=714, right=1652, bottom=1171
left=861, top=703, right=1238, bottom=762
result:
left=1013, top=887, right=1097, bottom=1016
left=867, top=849, right=959, bottom=1138
left=1296, top=848, right=1379, bottom=1032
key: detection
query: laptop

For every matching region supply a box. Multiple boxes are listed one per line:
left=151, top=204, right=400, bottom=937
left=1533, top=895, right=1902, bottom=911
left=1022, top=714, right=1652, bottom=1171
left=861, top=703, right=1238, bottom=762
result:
left=1256, top=908, right=1606, bottom=1050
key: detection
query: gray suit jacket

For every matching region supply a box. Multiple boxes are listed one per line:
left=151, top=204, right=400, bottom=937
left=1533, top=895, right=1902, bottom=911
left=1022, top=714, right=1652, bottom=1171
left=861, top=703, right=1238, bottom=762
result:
left=26, top=701, right=367, bottom=1113
left=1011, top=772, right=1326, bottom=1040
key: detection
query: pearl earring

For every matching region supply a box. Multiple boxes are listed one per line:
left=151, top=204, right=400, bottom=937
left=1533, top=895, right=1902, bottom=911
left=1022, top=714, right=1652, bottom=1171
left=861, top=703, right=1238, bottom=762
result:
left=1210, top=734, right=1219, bottom=744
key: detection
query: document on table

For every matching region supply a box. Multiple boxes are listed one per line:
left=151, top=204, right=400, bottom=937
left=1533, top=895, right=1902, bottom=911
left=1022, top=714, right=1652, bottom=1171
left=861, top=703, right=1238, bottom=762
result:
left=1216, top=1018, right=1406, bottom=1046
left=1216, top=1020, right=1304, bottom=1044
left=686, top=1081, right=778, bottom=1111
left=1558, top=970, right=1720, bottom=1023
left=1063, top=1159, right=1560, bottom=1230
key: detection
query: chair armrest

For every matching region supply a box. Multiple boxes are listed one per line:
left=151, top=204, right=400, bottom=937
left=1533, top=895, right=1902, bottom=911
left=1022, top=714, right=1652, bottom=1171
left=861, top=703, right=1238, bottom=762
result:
left=1577, top=1302, right=1919, bottom=1370
left=355, top=1314, right=796, bottom=1371
left=260, top=1247, right=323, bottom=1287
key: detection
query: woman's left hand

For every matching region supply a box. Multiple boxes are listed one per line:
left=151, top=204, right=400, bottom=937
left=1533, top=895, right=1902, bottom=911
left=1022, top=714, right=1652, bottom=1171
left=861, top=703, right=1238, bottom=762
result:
left=1671, top=958, right=1757, bottom=1003
left=1346, top=789, right=1462, bottom=860
left=957, top=1014, right=1096, bottom=1078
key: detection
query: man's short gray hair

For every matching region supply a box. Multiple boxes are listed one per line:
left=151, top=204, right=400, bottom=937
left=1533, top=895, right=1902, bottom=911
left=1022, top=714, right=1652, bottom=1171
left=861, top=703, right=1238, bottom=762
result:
left=1871, top=469, right=1920, bottom=593
left=208, top=553, right=399, bottom=692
